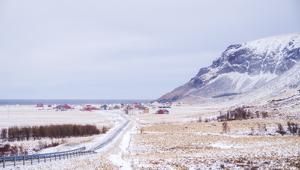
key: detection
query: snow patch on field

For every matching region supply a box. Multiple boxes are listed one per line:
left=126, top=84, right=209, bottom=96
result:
left=109, top=124, right=132, bottom=170
left=210, top=141, right=239, bottom=149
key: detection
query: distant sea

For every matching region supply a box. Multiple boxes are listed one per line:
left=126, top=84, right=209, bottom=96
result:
left=0, top=99, right=151, bottom=105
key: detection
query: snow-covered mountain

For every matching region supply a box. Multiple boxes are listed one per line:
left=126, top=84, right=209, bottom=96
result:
left=158, top=33, right=300, bottom=103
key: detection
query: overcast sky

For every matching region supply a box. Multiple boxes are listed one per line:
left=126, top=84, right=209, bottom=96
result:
left=0, top=0, right=299, bottom=99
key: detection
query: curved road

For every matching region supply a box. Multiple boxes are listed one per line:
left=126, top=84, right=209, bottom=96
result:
left=92, top=114, right=130, bottom=152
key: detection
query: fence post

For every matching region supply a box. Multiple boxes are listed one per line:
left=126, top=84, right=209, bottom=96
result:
left=50, top=154, right=52, bottom=162
left=59, top=154, right=61, bottom=160
left=54, top=154, right=56, bottom=161
left=14, top=156, right=16, bottom=166
left=23, top=155, right=25, bottom=165
left=44, top=155, right=46, bottom=163
left=31, top=155, right=33, bottom=165
left=2, top=156, right=5, bottom=168
left=38, top=155, right=40, bottom=163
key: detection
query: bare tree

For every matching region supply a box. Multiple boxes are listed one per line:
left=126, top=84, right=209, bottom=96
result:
left=1, top=128, right=7, bottom=140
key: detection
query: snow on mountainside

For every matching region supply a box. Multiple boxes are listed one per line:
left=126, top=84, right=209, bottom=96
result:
left=232, top=61, right=300, bottom=105
left=158, top=33, right=300, bottom=103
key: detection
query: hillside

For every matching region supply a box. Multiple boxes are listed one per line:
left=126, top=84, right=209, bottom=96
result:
left=158, top=33, right=300, bottom=103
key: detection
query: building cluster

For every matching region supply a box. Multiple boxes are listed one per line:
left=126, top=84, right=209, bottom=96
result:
left=35, top=102, right=172, bottom=114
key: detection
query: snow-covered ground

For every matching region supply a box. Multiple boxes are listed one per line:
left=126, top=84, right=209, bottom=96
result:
left=0, top=105, right=121, bottom=128
left=0, top=105, right=135, bottom=170
left=0, top=105, right=125, bottom=155
left=1, top=104, right=300, bottom=169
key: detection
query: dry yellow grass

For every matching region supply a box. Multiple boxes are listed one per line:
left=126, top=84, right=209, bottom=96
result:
left=142, top=118, right=300, bottom=134
left=129, top=118, right=300, bottom=169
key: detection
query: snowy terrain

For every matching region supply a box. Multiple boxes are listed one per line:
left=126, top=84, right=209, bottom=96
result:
left=158, top=33, right=300, bottom=103
left=0, top=105, right=124, bottom=155
left=0, top=105, right=120, bottom=128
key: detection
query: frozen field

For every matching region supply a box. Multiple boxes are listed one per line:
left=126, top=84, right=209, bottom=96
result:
left=0, top=105, right=121, bottom=128
left=0, top=105, right=124, bottom=156
left=130, top=122, right=300, bottom=169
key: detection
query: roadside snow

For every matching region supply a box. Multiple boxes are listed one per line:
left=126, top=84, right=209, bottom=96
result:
left=109, top=123, right=133, bottom=170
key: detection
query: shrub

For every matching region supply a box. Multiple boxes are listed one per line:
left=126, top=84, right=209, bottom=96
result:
left=198, top=116, right=202, bottom=123
left=0, top=144, right=25, bottom=156
left=261, top=111, right=268, bottom=118
left=218, top=107, right=253, bottom=121
left=249, top=127, right=255, bottom=135
left=35, top=141, right=60, bottom=152
left=101, top=126, right=109, bottom=134
left=255, top=111, right=260, bottom=118
left=258, top=123, right=267, bottom=132
left=287, top=122, right=299, bottom=135
left=276, top=123, right=286, bottom=135
left=217, top=107, right=270, bottom=122
left=222, top=121, right=230, bottom=133
left=0, top=144, right=10, bottom=156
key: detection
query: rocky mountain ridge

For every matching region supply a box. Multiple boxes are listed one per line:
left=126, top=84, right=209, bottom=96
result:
left=158, top=33, right=300, bottom=103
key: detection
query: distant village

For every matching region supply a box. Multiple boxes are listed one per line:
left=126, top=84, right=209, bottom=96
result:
left=35, top=102, right=174, bottom=115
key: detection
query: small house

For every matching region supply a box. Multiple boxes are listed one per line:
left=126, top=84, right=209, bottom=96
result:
left=81, top=105, right=99, bottom=111
left=36, top=103, right=44, bottom=108
left=55, top=104, right=72, bottom=111
left=100, top=104, right=108, bottom=110
left=156, top=109, right=169, bottom=114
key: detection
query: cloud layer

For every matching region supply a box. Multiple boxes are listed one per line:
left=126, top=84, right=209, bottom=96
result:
left=0, top=0, right=299, bottom=99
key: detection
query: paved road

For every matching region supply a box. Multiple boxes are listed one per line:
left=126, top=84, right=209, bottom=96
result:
left=92, top=114, right=130, bottom=152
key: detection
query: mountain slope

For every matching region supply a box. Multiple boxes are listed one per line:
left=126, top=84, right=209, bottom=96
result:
left=158, top=33, right=300, bottom=103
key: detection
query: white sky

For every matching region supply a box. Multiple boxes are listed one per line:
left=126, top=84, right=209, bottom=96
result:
left=0, top=0, right=299, bottom=99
